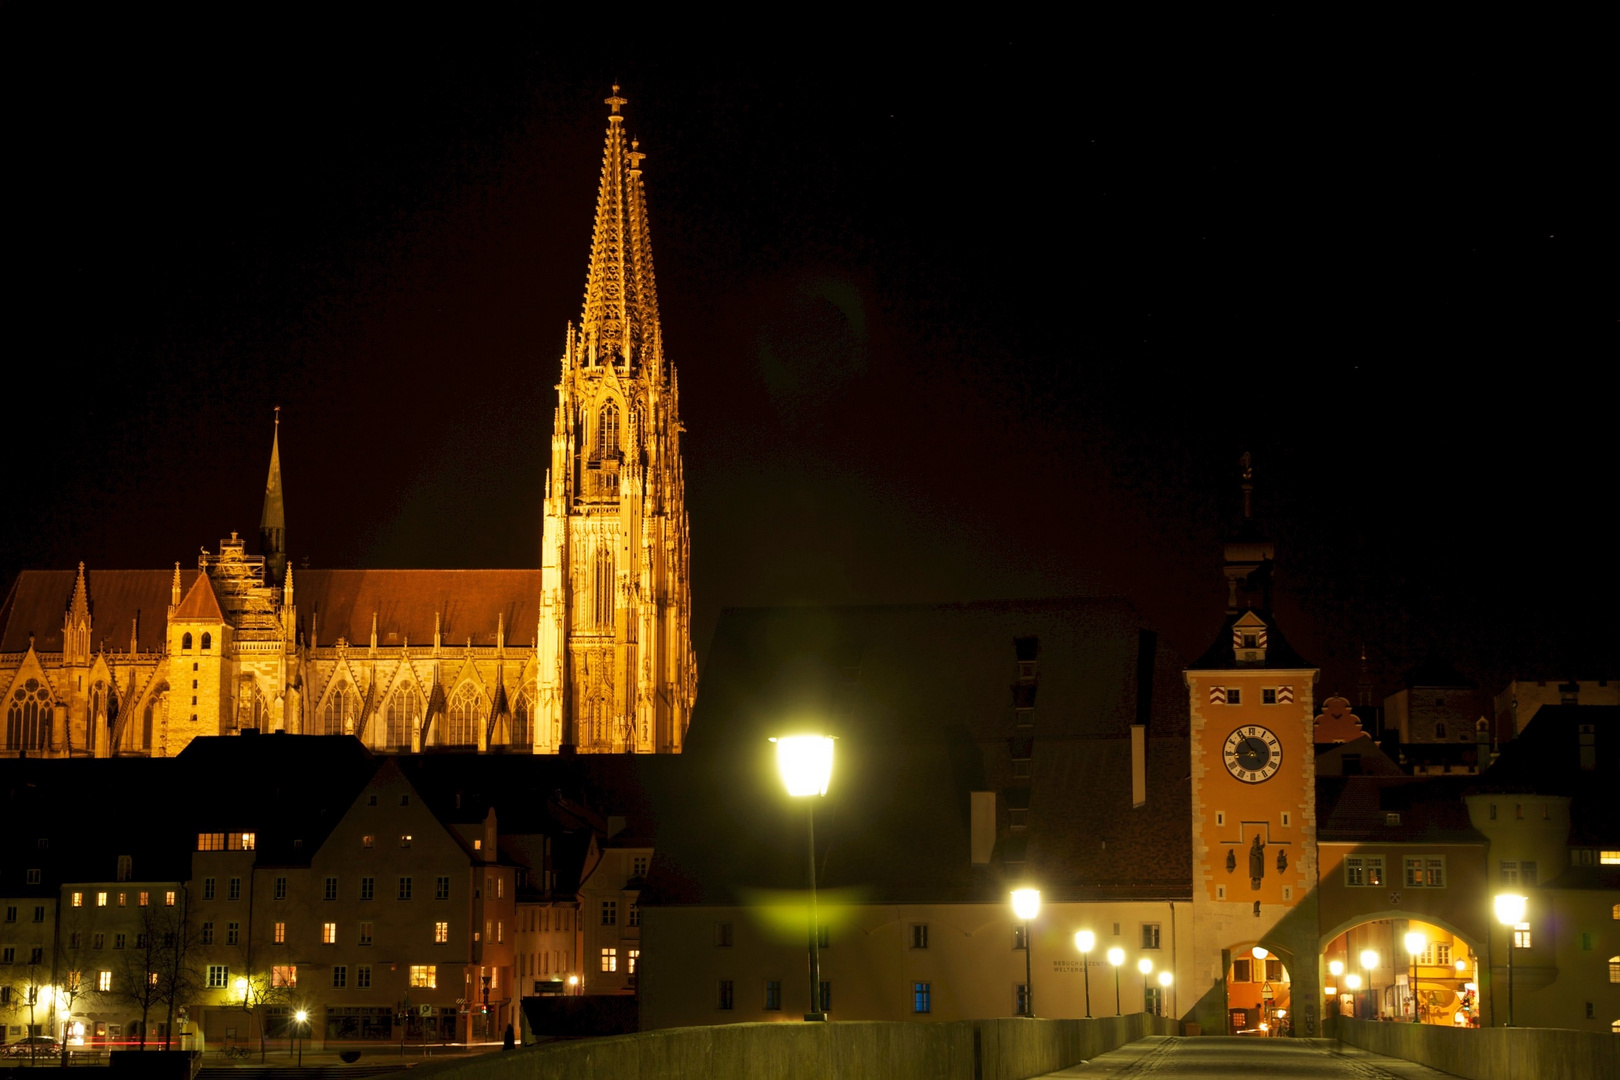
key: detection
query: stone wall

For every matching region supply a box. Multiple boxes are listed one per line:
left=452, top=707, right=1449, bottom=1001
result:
left=1333, top=1017, right=1620, bottom=1080
left=407, top=1014, right=1177, bottom=1080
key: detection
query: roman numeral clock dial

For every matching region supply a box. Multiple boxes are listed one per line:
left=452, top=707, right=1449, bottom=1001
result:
left=1223, top=725, right=1282, bottom=784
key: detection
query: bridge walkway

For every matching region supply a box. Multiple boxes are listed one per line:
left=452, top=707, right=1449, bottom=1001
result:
left=1035, top=1035, right=1465, bottom=1079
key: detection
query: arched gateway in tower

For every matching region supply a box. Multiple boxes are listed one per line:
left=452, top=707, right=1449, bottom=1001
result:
left=0, top=89, right=695, bottom=759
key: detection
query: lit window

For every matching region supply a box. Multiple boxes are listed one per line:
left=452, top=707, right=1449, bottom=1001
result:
left=165, top=891, right=176, bottom=906
left=362, top=835, right=375, bottom=849
left=1602, top=851, right=1620, bottom=865
left=322, top=923, right=337, bottom=945
left=628, top=949, right=639, bottom=975
left=97, top=892, right=108, bottom=907
left=98, top=971, right=112, bottom=992
left=1514, top=923, right=1532, bottom=949
left=914, top=981, right=932, bottom=1013
left=400, top=834, right=412, bottom=848
left=274, top=922, right=285, bottom=944
left=207, top=965, right=229, bottom=988
left=272, top=965, right=296, bottom=988
left=197, top=833, right=224, bottom=851
left=409, top=965, right=436, bottom=989
left=601, top=948, right=617, bottom=972
left=139, top=892, right=149, bottom=907
left=1610, top=957, right=1620, bottom=984
left=72, top=892, right=83, bottom=907
left=434, top=922, right=449, bottom=944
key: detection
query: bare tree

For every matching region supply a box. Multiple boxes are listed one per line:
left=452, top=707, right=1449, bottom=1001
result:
left=106, top=907, right=168, bottom=1049
left=154, top=900, right=200, bottom=1051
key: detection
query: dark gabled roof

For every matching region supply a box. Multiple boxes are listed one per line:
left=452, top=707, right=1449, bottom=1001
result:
left=641, top=599, right=1192, bottom=907
left=1188, top=609, right=1313, bottom=671
left=1316, top=774, right=1485, bottom=845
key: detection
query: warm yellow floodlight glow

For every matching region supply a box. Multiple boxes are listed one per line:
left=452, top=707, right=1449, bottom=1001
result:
left=1329, top=960, right=1344, bottom=977
left=568, top=975, right=579, bottom=986
left=1404, top=931, right=1426, bottom=957
left=773, top=735, right=835, bottom=797
left=1075, top=930, right=1096, bottom=953
left=1011, top=888, right=1041, bottom=921
left=1157, top=971, right=1172, bottom=987
left=1137, top=958, right=1153, bottom=975
left=1325, top=986, right=1337, bottom=995
left=1494, top=893, right=1527, bottom=926
left=1251, top=946, right=1268, bottom=961
left=1454, top=958, right=1467, bottom=972
left=1258, top=1022, right=1269, bottom=1031
left=1360, top=949, right=1379, bottom=970
left=1107, top=947, right=1125, bottom=967
left=1344, top=973, right=1362, bottom=990
left=294, top=1010, right=308, bottom=1023
left=234, top=977, right=248, bottom=997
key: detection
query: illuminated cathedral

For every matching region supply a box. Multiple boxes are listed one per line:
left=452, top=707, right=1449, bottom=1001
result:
left=0, top=88, right=695, bottom=759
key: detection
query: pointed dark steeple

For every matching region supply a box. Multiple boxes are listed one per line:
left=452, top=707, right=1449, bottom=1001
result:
left=1222, top=451, right=1275, bottom=613
left=260, top=408, right=287, bottom=584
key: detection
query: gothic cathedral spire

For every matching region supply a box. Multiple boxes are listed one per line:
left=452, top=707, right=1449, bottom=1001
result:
left=260, top=408, right=287, bottom=584
left=538, top=88, right=695, bottom=754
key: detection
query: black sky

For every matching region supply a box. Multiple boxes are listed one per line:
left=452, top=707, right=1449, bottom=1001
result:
left=2, top=19, right=1613, bottom=697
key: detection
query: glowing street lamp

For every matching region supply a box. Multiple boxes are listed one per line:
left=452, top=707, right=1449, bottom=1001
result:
left=1157, top=970, right=1173, bottom=1019
left=1075, top=930, right=1096, bottom=1018
left=773, top=735, right=835, bottom=1022
left=1137, top=958, right=1153, bottom=1014
left=1494, top=893, right=1527, bottom=1027
left=1360, top=949, right=1379, bottom=1019
left=567, top=974, right=579, bottom=996
left=294, top=1010, right=308, bottom=1067
left=1011, top=889, right=1040, bottom=1017
left=1329, top=960, right=1344, bottom=977
left=1107, top=947, right=1125, bottom=1016
left=1404, top=931, right=1426, bottom=1023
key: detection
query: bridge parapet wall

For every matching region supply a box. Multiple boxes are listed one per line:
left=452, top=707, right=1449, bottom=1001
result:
left=408, top=1013, right=1177, bottom=1080
left=1333, top=1017, right=1619, bottom=1080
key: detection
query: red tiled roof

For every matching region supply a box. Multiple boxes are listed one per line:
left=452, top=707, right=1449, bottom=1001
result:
left=172, top=573, right=224, bottom=621
left=296, top=570, right=542, bottom=648
left=0, top=570, right=198, bottom=654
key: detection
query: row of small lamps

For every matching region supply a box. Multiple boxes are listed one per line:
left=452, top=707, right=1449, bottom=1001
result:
left=1013, top=889, right=1169, bottom=1019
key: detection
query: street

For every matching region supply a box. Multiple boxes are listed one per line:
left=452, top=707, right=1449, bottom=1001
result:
left=1036, top=1036, right=1463, bottom=1079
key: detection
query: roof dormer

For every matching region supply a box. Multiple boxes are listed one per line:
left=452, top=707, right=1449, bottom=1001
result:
left=1232, top=610, right=1269, bottom=665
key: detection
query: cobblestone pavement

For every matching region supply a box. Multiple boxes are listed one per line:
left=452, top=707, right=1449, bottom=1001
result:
left=1035, top=1035, right=1465, bottom=1079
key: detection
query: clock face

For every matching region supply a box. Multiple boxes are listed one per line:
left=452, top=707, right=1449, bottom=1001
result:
left=1223, top=725, right=1282, bottom=783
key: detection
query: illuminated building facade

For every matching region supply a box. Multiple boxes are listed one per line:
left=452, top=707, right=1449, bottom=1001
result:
left=0, top=90, right=693, bottom=760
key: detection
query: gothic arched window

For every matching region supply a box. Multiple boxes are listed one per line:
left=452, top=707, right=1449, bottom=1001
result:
left=597, top=402, right=619, bottom=459
left=446, top=684, right=484, bottom=746
left=6, top=678, right=50, bottom=750
left=594, top=545, right=615, bottom=628
left=511, top=691, right=532, bottom=749
left=322, top=682, right=358, bottom=736
left=201, top=632, right=212, bottom=651
left=386, top=684, right=422, bottom=749
left=181, top=632, right=193, bottom=651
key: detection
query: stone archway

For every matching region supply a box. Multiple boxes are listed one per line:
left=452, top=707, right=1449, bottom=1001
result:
left=1225, top=942, right=1292, bottom=1035
left=1320, top=914, right=1483, bottom=1025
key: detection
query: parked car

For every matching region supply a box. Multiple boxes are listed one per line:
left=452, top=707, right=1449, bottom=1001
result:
left=4, top=1036, right=62, bottom=1057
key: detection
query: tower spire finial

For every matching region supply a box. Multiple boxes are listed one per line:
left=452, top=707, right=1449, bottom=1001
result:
left=260, top=409, right=287, bottom=584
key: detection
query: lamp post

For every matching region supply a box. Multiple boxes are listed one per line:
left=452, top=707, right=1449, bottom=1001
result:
left=774, top=734, right=835, bottom=1022
left=1107, top=947, right=1125, bottom=1016
left=1157, top=970, right=1173, bottom=1019
left=294, top=1010, right=308, bottom=1067
left=1360, top=949, right=1379, bottom=1020
left=1328, top=960, right=1344, bottom=1020
left=1011, top=889, right=1040, bottom=1017
left=1075, top=931, right=1095, bottom=1018
left=1137, top=958, right=1153, bottom=1015
left=1494, top=893, right=1526, bottom=1027
left=1403, top=931, right=1426, bottom=1023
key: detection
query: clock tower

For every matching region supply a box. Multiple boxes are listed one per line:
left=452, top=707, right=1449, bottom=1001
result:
left=1185, top=456, right=1321, bottom=1036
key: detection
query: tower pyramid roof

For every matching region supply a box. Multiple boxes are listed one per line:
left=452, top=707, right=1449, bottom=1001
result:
left=578, top=86, right=663, bottom=373
left=173, top=571, right=225, bottom=622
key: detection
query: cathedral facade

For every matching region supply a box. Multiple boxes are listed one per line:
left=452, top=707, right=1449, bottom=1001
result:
left=0, top=89, right=695, bottom=760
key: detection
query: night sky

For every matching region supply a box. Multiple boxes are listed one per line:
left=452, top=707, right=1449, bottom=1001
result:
left=3, top=21, right=1612, bottom=698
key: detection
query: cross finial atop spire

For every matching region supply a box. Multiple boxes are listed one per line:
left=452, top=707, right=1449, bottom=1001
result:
left=606, top=84, right=627, bottom=120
